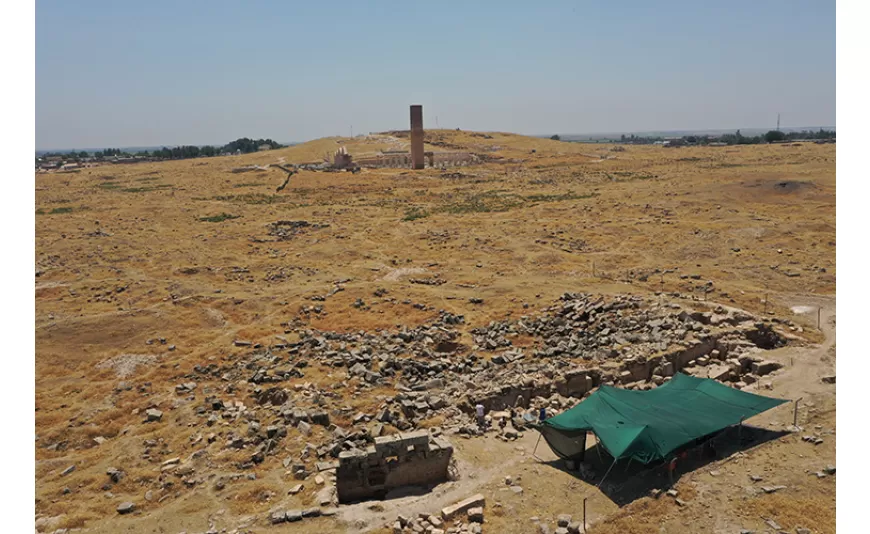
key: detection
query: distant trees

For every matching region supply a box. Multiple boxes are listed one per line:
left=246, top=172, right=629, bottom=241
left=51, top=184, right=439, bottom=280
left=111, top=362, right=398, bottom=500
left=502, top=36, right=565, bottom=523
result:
left=550, top=135, right=561, bottom=141
left=55, top=137, right=288, bottom=164
left=764, top=130, right=787, bottom=143
left=613, top=128, right=834, bottom=147
left=221, top=138, right=283, bottom=154
left=785, top=128, right=835, bottom=141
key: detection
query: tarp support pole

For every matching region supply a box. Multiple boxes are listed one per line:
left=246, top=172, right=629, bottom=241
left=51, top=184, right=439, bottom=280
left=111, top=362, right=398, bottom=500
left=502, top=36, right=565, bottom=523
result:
left=793, top=397, right=803, bottom=427
left=597, top=458, right=618, bottom=488
left=532, top=432, right=543, bottom=461
left=594, top=434, right=604, bottom=463
left=624, top=457, right=633, bottom=473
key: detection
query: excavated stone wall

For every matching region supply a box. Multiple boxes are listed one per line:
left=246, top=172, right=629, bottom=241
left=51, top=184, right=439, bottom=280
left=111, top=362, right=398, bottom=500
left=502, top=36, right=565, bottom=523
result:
left=336, top=430, right=453, bottom=503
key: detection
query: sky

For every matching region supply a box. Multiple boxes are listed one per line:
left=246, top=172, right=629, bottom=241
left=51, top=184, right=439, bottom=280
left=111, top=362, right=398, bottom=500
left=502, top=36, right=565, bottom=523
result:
left=36, top=0, right=835, bottom=150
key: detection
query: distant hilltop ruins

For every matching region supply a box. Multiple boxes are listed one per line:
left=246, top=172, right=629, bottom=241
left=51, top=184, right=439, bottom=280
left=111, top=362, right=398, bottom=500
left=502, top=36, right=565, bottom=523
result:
left=332, top=105, right=480, bottom=170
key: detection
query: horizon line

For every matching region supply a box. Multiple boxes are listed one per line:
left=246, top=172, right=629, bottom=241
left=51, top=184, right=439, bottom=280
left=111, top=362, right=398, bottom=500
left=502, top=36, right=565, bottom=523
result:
left=36, top=125, right=837, bottom=152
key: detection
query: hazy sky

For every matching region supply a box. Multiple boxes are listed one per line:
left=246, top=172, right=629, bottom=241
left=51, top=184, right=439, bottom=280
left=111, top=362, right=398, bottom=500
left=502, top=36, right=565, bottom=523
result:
left=36, top=0, right=835, bottom=149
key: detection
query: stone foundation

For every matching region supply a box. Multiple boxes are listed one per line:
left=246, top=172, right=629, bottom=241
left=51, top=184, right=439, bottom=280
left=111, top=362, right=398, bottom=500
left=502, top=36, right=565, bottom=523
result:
left=465, top=322, right=785, bottom=413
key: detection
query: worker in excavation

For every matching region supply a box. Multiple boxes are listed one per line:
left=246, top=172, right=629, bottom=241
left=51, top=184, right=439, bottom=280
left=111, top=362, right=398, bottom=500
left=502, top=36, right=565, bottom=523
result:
left=475, top=403, right=485, bottom=429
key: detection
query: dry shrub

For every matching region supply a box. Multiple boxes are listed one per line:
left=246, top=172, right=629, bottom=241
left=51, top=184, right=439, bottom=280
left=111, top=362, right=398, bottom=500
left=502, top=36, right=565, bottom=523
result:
left=56, top=510, right=100, bottom=529
left=587, top=497, right=672, bottom=534
left=225, top=481, right=281, bottom=514
left=742, top=494, right=835, bottom=534
left=416, top=415, right=446, bottom=429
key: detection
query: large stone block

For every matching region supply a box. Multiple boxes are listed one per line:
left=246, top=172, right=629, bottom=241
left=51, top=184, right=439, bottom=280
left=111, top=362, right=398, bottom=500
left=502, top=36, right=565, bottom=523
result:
left=442, top=494, right=485, bottom=520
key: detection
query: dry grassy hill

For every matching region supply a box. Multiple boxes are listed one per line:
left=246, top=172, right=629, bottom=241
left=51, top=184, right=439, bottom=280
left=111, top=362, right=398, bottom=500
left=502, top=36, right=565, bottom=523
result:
left=35, top=130, right=835, bottom=533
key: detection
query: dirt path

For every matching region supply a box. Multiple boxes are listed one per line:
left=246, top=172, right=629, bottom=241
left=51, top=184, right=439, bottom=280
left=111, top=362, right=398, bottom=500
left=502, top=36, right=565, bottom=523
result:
left=336, top=438, right=534, bottom=532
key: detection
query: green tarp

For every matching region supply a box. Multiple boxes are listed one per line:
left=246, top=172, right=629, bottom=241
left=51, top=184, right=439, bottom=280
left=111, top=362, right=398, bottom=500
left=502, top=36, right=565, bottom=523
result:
left=539, top=372, right=787, bottom=464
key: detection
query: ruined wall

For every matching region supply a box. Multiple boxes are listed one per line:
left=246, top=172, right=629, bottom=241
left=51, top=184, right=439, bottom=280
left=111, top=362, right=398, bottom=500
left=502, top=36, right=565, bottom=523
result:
left=355, top=151, right=478, bottom=169
left=466, top=322, right=782, bottom=413
left=336, top=430, right=453, bottom=503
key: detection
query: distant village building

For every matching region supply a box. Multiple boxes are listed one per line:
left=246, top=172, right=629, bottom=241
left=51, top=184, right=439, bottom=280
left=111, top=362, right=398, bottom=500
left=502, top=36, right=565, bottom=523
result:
left=258, top=144, right=272, bottom=151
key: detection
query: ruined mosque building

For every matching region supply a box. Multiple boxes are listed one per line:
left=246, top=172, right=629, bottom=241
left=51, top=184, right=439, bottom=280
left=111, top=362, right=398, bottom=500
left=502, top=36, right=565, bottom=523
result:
left=333, top=105, right=479, bottom=170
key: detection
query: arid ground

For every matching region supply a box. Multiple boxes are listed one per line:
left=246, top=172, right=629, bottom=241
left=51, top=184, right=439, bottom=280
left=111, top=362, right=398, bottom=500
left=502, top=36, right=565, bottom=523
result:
left=35, top=132, right=835, bottom=533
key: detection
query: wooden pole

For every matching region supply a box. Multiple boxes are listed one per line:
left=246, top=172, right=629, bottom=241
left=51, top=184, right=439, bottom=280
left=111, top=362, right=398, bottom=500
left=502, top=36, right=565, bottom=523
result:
left=794, top=398, right=802, bottom=427
left=583, top=497, right=587, bottom=533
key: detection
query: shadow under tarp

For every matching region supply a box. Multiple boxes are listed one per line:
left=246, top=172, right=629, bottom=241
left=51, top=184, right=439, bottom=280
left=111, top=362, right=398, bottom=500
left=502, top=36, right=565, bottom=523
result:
left=538, top=423, right=789, bottom=505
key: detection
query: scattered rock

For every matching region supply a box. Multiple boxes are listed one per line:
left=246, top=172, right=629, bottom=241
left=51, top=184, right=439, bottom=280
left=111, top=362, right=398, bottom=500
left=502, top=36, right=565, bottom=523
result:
left=116, top=502, right=136, bottom=515
left=286, top=510, right=303, bottom=522
left=764, top=518, right=782, bottom=530
left=442, top=494, right=485, bottom=520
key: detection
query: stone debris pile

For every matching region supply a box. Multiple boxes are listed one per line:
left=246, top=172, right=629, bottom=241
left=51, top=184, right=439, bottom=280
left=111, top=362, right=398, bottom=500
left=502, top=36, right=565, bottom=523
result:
left=83, top=291, right=794, bottom=526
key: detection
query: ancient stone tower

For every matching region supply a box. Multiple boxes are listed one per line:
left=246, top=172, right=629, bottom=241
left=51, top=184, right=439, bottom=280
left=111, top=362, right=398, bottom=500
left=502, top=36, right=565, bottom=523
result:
left=410, top=104, right=424, bottom=170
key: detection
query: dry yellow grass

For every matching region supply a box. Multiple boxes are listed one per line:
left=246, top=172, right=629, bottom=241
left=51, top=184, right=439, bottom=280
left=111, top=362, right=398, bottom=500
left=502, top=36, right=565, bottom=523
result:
left=35, top=131, right=835, bottom=532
